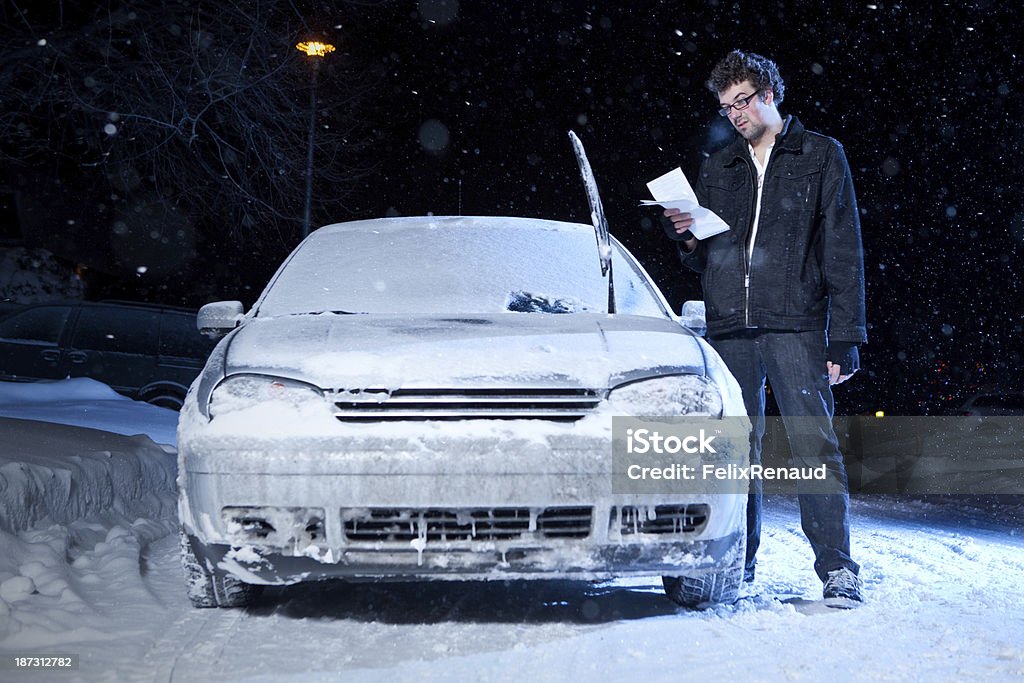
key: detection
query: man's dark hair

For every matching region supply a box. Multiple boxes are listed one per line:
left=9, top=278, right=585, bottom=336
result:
left=706, top=50, right=785, bottom=105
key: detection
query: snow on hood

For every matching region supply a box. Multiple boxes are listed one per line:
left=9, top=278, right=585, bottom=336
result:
left=223, top=312, right=706, bottom=390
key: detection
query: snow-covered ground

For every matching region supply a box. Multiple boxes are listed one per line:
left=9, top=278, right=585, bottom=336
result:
left=0, top=379, right=1022, bottom=681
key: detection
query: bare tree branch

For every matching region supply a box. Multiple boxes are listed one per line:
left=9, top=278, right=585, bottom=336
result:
left=1, top=0, right=375, bottom=251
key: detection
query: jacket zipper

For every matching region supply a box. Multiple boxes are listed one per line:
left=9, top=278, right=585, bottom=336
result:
left=743, top=156, right=756, bottom=328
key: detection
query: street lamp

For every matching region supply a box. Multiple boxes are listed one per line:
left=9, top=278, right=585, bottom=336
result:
left=296, top=41, right=336, bottom=238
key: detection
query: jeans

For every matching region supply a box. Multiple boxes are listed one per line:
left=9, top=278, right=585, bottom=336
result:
left=709, top=330, right=859, bottom=582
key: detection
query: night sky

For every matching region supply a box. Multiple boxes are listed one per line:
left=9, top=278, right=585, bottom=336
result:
left=3, top=0, right=1022, bottom=416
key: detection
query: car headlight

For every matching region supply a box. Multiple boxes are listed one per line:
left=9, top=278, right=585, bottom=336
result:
left=606, top=375, right=723, bottom=417
left=209, top=374, right=324, bottom=417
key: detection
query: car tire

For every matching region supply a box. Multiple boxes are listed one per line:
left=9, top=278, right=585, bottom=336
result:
left=179, top=529, right=262, bottom=608
left=661, top=546, right=744, bottom=609
left=143, top=391, right=185, bottom=411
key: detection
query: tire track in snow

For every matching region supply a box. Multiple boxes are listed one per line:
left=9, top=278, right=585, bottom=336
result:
left=130, top=532, right=255, bottom=682
left=140, top=597, right=246, bottom=682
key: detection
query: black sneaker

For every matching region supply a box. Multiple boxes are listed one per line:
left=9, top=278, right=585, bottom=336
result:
left=823, top=567, right=863, bottom=608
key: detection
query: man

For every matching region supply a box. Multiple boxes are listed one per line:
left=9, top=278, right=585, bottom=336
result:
left=664, top=50, right=866, bottom=606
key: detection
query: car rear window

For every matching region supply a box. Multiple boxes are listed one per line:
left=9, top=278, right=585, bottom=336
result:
left=0, top=306, right=71, bottom=344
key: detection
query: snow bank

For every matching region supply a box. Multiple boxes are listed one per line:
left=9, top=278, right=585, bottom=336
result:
left=0, top=378, right=179, bottom=446
left=0, top=377, right=126, bottom=404
left=0, top=417, right=178, bottom=645
left=0, top=418, right=176, bottom=533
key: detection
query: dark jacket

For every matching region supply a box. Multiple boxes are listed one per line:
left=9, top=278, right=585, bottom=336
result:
left=680, top=115, right=867, bottom=343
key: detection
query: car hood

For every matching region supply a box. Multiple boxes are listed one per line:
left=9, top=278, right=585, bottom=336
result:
left=223, top=312, right=707, bottom=390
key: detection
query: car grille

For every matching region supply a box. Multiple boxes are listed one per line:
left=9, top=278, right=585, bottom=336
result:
left=341, top=506, right=593, bottom=543
left=331, top=388, right=602, bottom=421
left=614, top=504, right=709, bottom=536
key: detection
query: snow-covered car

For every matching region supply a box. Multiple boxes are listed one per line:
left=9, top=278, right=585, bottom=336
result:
left=177, top=215, right=749, bottom=610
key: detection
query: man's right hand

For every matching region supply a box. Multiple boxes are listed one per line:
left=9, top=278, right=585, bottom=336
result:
left=663, top=208, right=698, bottom=251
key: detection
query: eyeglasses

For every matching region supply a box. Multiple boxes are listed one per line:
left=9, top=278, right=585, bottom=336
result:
left=717, top=90, right=763, bottom=117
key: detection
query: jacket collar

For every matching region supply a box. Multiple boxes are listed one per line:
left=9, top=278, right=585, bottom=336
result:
left=723, top=114, right=804, bottom=164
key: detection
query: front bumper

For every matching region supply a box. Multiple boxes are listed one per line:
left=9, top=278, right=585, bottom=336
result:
left=179, top=427, right=747, bottom=585
left=186, top=530, right=745, bottom=585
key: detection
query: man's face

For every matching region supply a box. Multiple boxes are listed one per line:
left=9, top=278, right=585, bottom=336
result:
left=718, top=80, right=772, bottom=142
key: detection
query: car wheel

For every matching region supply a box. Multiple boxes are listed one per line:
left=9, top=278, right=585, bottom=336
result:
left=661, top=547, right=744, bottom=609
left=144, top=392, right=185, bottom=411
left=178, top=529, right=262, bottom=608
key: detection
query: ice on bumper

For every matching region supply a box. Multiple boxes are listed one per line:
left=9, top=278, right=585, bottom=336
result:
left=178, top=397, right=747, bottom=583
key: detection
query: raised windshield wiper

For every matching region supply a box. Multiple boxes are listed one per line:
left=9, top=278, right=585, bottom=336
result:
left=569, top=130, right=616, bottom=314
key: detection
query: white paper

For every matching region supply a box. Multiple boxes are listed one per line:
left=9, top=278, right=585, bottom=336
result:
left=641, top=167, right=731, bottom=240
left=646, top=167, right=697, bottom=203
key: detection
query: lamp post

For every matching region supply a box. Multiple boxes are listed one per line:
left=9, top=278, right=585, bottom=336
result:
left=296, top=41, right=336, bottom=238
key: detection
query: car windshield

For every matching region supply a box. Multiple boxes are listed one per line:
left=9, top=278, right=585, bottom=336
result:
left=255, top=217, right=667, bottom=317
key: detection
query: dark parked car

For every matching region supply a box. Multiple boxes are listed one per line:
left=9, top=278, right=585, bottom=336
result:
left=0, top=300, right=215, bottom=409
left=0, top=300, right=23, bottom=317
left=958, top=390, right=1024, bottom=417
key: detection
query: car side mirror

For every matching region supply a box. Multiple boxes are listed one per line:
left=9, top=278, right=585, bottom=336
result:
left=679, top=300, right=707, bottom=337
left=197, top=301, right=244, bottom=338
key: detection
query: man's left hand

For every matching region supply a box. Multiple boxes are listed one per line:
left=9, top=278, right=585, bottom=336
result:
left=826, top=341, right=860, bottom=385
left=826, top=361, right=852, bottom=385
